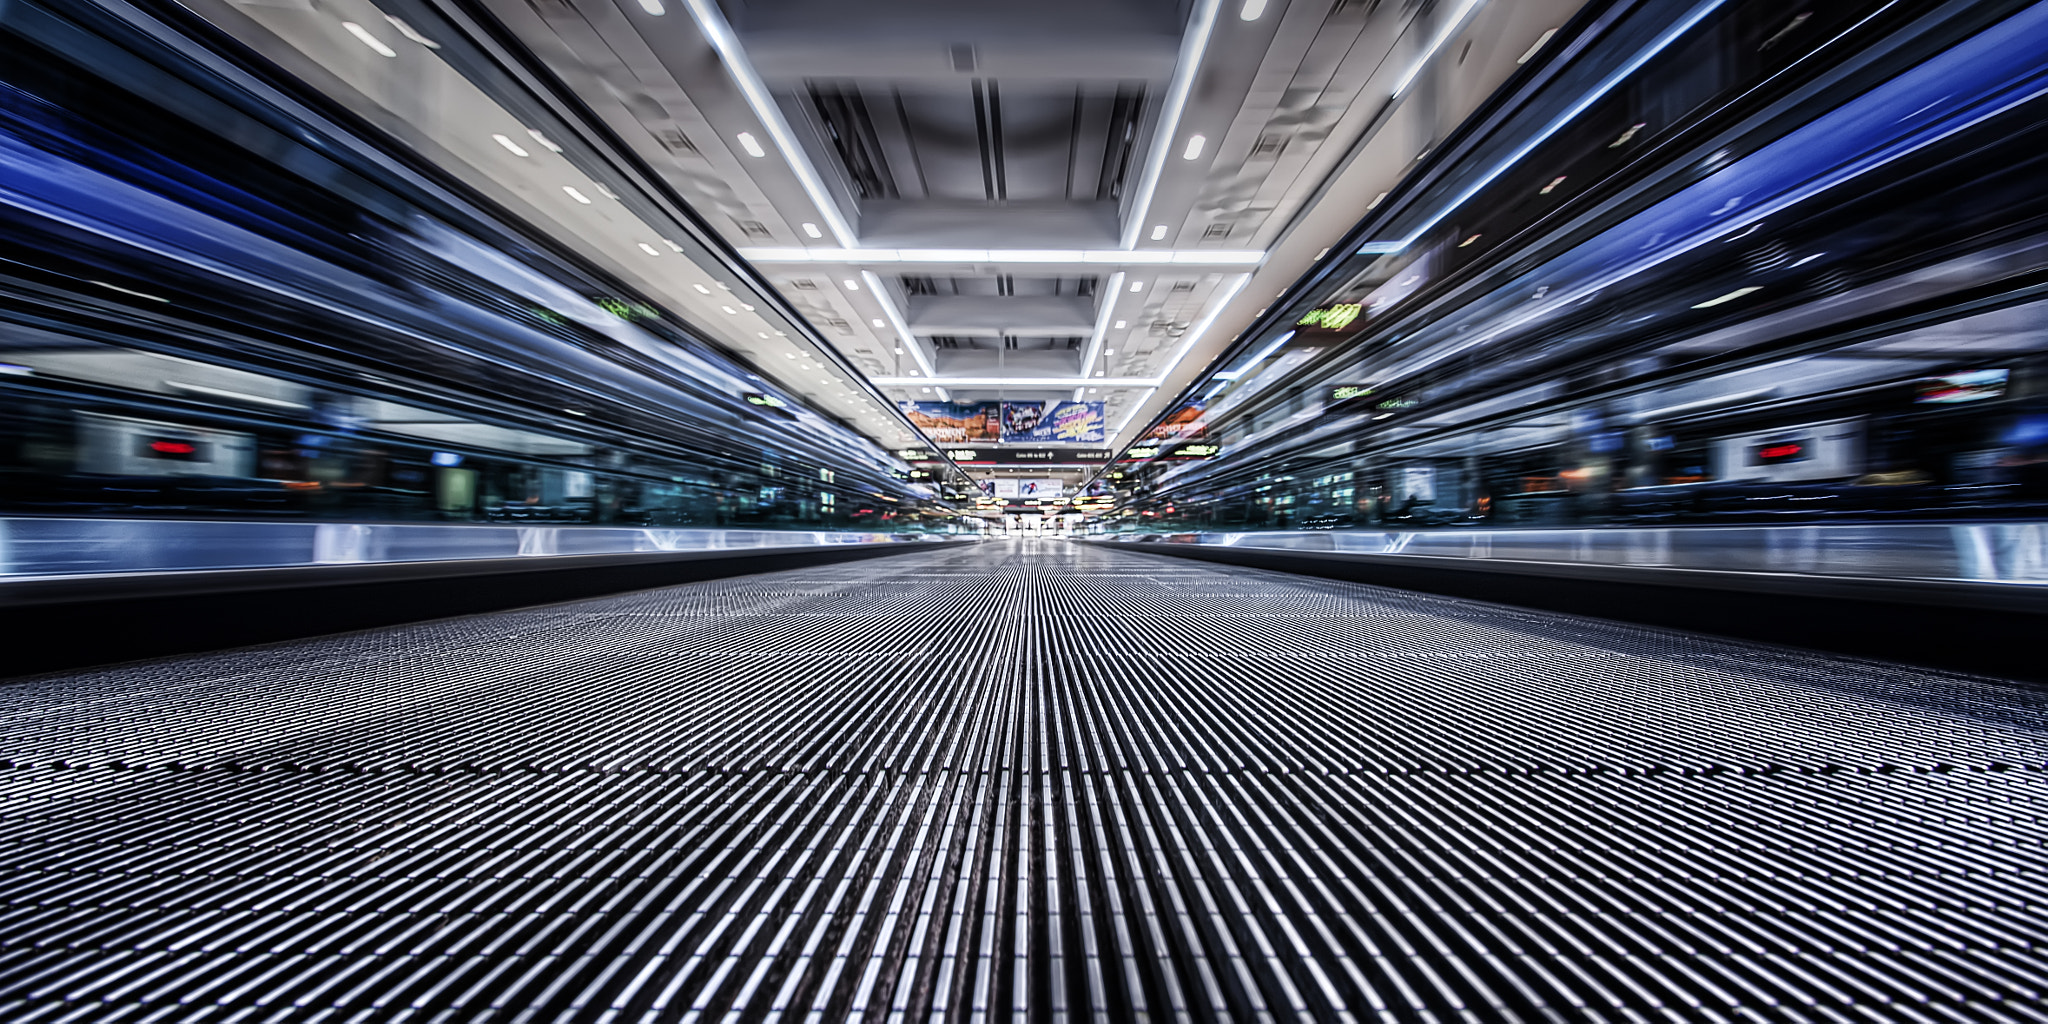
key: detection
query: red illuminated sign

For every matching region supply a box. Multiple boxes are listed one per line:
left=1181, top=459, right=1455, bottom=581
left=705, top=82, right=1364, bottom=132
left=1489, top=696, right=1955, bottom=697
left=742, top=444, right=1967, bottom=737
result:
left=1752, top=439, right=1811, bottom=465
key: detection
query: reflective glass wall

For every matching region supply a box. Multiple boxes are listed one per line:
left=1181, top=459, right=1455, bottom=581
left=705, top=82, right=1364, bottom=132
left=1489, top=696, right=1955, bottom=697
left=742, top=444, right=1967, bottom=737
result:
left=0, top=0, right=971, bottom=534
left=1098, top=0, right=2048, bottom=535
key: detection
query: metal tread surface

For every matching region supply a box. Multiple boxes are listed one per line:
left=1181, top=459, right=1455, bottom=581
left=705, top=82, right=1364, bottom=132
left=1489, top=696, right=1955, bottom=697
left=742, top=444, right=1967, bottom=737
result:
left=0, top=539, right=2044, bottom=1023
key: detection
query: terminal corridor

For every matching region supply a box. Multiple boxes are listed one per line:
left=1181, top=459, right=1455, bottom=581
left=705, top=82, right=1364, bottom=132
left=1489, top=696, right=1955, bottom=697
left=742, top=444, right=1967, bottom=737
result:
left=1, top=541, right=2044, bottom=1022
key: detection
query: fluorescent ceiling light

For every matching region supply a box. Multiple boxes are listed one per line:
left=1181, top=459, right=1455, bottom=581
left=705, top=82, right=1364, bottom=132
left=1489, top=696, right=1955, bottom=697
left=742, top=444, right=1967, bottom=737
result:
left=1182, top=134, right=1207, bottom=160
left=1151, top=225, right=1169, bottom=240
left=637, top=243, right=661, bottom=256
left=871, top=318, right=886, bottom=327
left=802, top=223, right=822, bottom=238
left=562, top=186, right=593, bottom=204
left=737, top=248, right=1263, bottom=266
left=1518, top=28, right=1558, bottom=64
left=1130, top=281, right=1144, bottom=292
left=692, top=283, right=712, bottom=294
left=341, top=22, right=397, bottom=58
left=720, top=305, right=738, bottom=314
left=843, top=279, right=859, bottom=291
left=1115, top=320, right=1126, bottom=329
left=638, top=0, right=665, bottom=13
left=1120, top=0, right=1225, bottom=248
left=527, top=130, right=562, bottom=153
left=681, top=0, right=858, bottom=247
left=996, top=250, right=1086, bottom=262
left=736, top=132, right=766, bottom=158
left=1240, top=0, right=1268, bottom=19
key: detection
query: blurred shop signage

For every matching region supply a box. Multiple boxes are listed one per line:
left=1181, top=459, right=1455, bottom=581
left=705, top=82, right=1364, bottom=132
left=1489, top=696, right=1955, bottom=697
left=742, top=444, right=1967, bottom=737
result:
left=916, top=448, right=1112, bottom=465
left=1325, top=384, right=1377, bottom=415
left=1122, top=440, right=1222, bottom=461
left=1165, top=441, right=1223, bottom=460
left=1296, top=303, right=1362, bottom=331
left=1914, top=368, right=2007, bottom=404
left=1752, top=439, right=1810, bottom=465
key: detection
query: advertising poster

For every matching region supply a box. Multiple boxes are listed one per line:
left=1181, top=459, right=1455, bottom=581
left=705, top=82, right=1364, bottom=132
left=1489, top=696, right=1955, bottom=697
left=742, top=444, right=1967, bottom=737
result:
left=1145, top=400, right=1207, bottom=441
left=1017, top=479, right=1063, bottom=497
left=1000, top=401, right=1105, bottom=443
left=900, top=401, right=1000, bottom=442
left=991, top=478, right=1021, bottom=498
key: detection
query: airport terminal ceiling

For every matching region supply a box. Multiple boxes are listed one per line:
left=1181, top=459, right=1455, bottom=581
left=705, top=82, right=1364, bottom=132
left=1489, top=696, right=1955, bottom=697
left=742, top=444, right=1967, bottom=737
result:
left=175, top=0, right=1585, bottom=485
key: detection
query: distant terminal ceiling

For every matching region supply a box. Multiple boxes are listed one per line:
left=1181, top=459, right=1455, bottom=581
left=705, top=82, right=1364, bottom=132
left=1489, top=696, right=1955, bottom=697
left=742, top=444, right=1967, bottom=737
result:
left=741, top=248, right=1265, bottom=265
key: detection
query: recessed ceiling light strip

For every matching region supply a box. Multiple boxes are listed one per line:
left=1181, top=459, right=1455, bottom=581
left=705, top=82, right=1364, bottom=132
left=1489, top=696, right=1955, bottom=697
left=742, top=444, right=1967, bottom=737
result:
left=1079, top=271, right=1125, bottom=379
left=872, top=377, right=1157, bottom=387
left=1112, top=388, right=1160, bottom=437
left=1119, top=0, right=1225, bottom=250
left=863, top=270, right=936, bottom=379
left=678, top=0, right=858, bottom=247
left=739, top=248, right=1263, bottom=266
left=1145, top=272, right=1252, bottom=389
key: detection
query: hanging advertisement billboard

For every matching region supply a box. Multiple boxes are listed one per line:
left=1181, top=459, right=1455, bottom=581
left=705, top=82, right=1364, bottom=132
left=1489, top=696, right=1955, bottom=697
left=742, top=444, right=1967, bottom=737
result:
left=900, top=401, right=1000, bottom=442
left=1000, top=401, right=1105, bottom=443
left=1144, top=400, right=1207, bottom=441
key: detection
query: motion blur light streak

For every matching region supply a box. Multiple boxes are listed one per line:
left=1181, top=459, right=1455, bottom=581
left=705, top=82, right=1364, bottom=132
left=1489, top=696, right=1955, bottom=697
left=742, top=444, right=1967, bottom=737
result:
left=1388, top=0, right=1488, bottom=99
left=1692, top=285, right=1763, bottom=307
left=1363, top=0, right=1730, bottom=255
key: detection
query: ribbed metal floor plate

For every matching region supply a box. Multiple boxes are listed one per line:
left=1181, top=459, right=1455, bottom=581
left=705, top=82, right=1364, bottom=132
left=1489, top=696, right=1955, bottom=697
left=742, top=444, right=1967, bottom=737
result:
left=2, top=539, right=2045, bottom=1023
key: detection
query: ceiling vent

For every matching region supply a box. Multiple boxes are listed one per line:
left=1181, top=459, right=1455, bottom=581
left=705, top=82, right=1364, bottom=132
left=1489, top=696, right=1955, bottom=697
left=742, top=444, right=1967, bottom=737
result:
left=948, top=43, right=977, bottom=72
left=653, top=128, right=697, bottom=155
left=1201, top=224, right=1233, bottom=240
left=1169, top=280, right=1198, bottom=293
left=788, top=279, right=819, bottom=290
left=735, top=220, right=773, bottom=238
left=823, top=318, right=853, bottom=334
left=1251, top=133, right=1286, bottom=158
